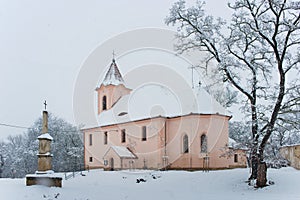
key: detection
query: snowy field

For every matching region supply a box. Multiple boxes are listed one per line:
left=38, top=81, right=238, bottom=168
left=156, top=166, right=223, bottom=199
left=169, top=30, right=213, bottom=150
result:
left=1, top=168, right=300, bottom=200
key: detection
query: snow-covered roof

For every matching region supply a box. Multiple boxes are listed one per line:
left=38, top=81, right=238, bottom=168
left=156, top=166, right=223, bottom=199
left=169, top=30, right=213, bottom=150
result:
left=37, top=133, right=53, bottom=141
left=110, top=146, right=136, bottom=159
left=97, top=84, right=229, bottom=127
left=280, top=143, right=300, bottom=148
left=26, top=171, right=62, bottom=178
left=37, top=152, right=53, bottom=156
left=228, top=138, right=248, bottom=150
left=228, top=138, right=237, bottom=148
left=101, top=59, right=124, bottom=86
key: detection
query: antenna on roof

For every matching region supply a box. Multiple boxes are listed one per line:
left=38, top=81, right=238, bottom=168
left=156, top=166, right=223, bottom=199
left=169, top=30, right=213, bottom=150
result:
left=188, top=65, right=195, bottom=89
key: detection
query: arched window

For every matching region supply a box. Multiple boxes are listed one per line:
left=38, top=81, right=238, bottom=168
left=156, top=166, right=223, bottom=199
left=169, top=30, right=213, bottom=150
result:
left=102, top=96, right=107, bottom=110
left=142, top=126, right=147, bottom=141
left=89, top=133, right=93, bottom=146
left=183, top=134, right=189, bottom=153
left=200, top=134, right=207, bottom=153
left=121, top=129, right=126, bottom=143
left=104, top=132, right=108, bottom=145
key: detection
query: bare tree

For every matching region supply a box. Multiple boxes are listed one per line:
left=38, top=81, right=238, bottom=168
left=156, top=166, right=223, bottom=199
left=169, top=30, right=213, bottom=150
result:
left=166, top=0, right=300, bottom=187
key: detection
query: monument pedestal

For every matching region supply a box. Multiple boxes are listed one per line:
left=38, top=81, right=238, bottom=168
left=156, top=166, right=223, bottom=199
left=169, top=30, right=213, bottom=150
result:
left=26, top=171, right=62, bottom=187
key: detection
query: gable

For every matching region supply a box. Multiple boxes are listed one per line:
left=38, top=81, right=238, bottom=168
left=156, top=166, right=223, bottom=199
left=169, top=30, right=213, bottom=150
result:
left=103, top=146, right=137, bottom=159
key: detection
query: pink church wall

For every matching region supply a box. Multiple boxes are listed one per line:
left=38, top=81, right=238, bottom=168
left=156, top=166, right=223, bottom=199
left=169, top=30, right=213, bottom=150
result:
left=83, top=114, right=232, bottom=170
left=164, top=114, right=230, bottom=169
left=84, top=117, right=166, bottom=170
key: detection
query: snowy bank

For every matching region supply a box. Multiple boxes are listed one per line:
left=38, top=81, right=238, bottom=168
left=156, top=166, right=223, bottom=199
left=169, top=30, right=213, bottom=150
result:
left=1, top=168, right=300, bottom=200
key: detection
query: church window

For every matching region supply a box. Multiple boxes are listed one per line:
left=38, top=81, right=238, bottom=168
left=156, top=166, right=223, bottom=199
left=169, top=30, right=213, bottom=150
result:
left=234, top=154, right=238, bottom=163
left=102, top=96, right=107, bottom=110
left=89, top=133, right=93, bottom=146
left=142, top=126, right=147, bottom=141
left=104, top=132, right=108, bottom=145
left=121, top=129, right=126, bottom=143
left=183, top=134, right=189, bottom=153
left=200, top=134, right=207, bottom=153
left=118, top=112, right=128, bottom=116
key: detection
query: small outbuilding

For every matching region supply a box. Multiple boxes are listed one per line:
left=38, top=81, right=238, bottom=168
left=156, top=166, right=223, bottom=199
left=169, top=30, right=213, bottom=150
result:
left=224, top=138, right=248, bottom=168
left=103, top=146, right=137, bottom=170
left=279, top=144, right=300, bottom=169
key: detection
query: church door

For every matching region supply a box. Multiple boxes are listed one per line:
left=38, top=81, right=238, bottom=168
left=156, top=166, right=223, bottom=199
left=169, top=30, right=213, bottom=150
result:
left=110, top=157, right=114, bottom=171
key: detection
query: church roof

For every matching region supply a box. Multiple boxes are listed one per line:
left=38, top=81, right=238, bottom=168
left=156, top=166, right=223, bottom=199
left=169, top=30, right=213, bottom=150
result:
left=97, top=84, right=229, bottom=127
left=102, top=59, right=124, bottom=86
left=103, top=146, right=137, bottom=159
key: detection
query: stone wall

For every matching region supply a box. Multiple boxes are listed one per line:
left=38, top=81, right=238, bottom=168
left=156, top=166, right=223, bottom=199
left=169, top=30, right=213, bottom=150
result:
left=280, top=145, right=300, bottom=169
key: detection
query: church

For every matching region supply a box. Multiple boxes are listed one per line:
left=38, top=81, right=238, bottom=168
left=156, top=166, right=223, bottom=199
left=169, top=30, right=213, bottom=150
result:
left=82, top=58, right=246, bottom=170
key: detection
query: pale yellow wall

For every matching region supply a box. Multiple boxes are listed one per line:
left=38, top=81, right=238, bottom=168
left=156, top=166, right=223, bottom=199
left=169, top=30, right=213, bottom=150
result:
left=280, top=145, right=300, bottom=169
left=227, top=149, right=247, bottom=168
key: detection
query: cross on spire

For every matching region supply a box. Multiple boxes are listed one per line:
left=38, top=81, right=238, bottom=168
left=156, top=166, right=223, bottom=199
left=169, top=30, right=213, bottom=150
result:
left=44, top=100, right=47, bottom=110
left=112, top=50, right=116, bottom=62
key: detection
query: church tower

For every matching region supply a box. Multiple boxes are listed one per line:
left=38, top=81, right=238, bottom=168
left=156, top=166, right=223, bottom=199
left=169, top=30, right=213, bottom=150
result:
left=96, top=58, right=131, bottom=114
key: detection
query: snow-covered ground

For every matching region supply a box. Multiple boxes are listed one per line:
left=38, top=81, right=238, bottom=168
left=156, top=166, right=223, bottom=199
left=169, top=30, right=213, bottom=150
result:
left=1, top=168, right=300, bottom=200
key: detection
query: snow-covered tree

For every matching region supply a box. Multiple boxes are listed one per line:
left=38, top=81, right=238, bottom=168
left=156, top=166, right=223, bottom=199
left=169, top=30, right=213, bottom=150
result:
left=0, top=113, right=83, bottom=178
left=166, top=0, right=300, bottom=187
left=229, top=121, right=252, bottom=150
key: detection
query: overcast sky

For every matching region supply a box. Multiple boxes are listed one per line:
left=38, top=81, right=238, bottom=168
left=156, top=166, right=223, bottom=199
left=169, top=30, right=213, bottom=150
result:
left=0, top=0, right=232, bottom=140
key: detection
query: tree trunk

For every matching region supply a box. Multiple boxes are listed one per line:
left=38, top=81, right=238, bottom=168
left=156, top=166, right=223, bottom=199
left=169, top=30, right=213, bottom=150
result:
left=256, top=161, right=267, bottom=187
left=249, top=142, right=258, bottom=180
left=249, top=155, right=258, bottom=180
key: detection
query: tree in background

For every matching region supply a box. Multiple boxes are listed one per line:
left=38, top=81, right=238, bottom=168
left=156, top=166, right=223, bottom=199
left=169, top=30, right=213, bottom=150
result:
left=229, top=121, right=252, bottom=150
left=166, top=0, right=300, bottom=187
left=0, top=153, right=4, bottom=177
left=0, top=113, right=83, bottom=178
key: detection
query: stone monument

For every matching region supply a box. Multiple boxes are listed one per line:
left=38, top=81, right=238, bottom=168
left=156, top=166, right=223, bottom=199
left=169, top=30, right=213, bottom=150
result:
left=26, top=101, right=62, bottom=187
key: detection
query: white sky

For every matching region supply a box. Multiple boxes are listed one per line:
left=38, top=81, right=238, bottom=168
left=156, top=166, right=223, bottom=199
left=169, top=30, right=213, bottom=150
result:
left=0, top=0, right=232, bottom=140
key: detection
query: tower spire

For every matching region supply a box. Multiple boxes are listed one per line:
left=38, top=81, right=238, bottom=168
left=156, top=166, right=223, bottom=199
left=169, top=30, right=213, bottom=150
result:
left=102, top=57, right=124, bottom=86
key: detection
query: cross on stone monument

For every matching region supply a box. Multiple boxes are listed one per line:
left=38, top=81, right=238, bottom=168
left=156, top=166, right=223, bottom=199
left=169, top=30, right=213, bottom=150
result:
left=44, top=100, right=47, bottom=110
left=26, top=103, right=62, bottom=187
